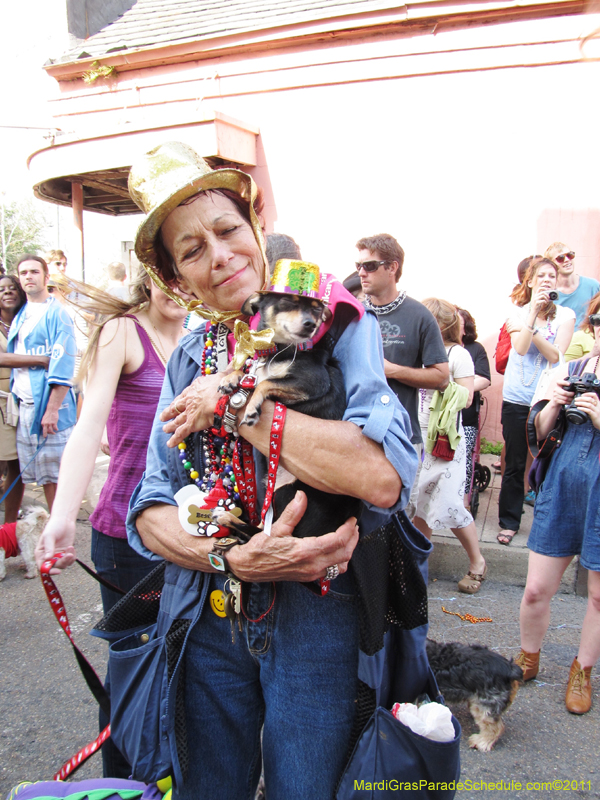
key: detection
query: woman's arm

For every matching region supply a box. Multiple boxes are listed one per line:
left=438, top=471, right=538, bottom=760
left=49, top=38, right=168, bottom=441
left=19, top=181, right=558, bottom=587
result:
left=136, top=491, right=360, bottom=582
left=239, top=405, right=401, bottom=508
left=473, top=376, right=491, bottom=392
left=534, top=368, right=572, bottom=439
left=34, top=318, right=133, bottom=569
left=509, top=294, right=575, bottom=364
left=453, top=374, right=474, bottom=409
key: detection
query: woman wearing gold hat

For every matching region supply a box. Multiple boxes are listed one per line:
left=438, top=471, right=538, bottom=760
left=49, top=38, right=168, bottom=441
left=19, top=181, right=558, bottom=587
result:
left=62, top=142, right=428, bottom=797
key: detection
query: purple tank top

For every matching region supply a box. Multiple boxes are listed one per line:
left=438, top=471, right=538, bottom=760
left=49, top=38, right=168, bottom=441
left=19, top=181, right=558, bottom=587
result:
left=89, top=317, right=165, bottom=538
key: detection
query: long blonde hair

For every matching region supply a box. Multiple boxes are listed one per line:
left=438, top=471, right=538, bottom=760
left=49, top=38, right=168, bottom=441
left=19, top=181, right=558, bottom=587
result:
left=51, top=268, right=152, bottom=380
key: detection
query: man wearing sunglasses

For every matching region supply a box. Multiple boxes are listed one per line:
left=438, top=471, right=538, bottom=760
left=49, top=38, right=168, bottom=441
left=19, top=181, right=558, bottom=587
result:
left=356, top=234, right=449, bottom=517
left=544, top=242, right=600, bottom=329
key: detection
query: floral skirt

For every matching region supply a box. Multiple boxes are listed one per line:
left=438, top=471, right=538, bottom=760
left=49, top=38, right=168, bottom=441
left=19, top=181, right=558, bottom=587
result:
left=415, top=422, right=473, bottom=530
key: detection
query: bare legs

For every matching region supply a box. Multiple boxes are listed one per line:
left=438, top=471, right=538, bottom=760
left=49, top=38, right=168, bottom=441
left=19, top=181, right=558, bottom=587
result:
left=578, top=569, right=600, bottom=668
left=413, top=516, right=486, bottom=575
left=520, top=552, right=600, bottom=669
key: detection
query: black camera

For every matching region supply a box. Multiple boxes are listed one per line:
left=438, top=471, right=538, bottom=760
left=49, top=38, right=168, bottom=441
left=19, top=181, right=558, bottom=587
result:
left=548, top=290, right=558, bottom=301
left=564, top=373, right=600, bottom=425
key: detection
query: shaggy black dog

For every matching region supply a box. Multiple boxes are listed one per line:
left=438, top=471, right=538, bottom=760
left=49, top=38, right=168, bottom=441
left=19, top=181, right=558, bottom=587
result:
left=427, top=639, right=523, bottom=751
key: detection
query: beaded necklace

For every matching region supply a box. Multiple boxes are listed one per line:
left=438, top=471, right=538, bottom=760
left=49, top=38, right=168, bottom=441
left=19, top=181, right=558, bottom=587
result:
left=175, top=322, right=243, bottom=537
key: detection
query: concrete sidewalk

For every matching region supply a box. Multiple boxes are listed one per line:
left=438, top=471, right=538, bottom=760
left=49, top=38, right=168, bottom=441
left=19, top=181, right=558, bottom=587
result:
left=429, top=452, right=587, bottom=596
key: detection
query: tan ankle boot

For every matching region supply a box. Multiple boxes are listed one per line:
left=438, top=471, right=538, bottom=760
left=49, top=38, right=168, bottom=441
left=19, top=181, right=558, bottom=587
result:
left=565, top=657, right=593, bottom=714
left=515, top=648, right=540, bottom=681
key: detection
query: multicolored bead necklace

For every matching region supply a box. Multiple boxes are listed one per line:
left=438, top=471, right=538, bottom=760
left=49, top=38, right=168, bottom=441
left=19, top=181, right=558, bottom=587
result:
left=176, top=322, right=242, bottom=536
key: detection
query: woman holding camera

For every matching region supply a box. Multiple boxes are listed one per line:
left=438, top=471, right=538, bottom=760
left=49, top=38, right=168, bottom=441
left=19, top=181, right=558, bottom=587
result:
left=516, top=301, right=600, bottom=714
left=497, top=257, right=575, bottom=545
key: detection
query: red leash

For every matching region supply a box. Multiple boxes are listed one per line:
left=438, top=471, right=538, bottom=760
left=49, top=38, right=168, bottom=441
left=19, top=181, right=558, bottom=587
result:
left=40, top=554, right=111, bottom=780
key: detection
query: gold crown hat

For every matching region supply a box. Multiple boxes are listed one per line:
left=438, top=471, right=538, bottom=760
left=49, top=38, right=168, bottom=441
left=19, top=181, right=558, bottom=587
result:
left=128, top=140, right=268, bottom=321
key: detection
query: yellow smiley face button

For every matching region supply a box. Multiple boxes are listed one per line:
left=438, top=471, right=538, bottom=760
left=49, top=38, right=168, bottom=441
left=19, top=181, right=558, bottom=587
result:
left=210, top=589, right=227, bottom=618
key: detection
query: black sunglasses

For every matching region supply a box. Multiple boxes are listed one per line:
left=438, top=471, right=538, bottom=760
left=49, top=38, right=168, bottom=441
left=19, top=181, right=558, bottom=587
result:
left=355, top=260, right=389, bottom=273
left=589, top=314, right=600, bottom=327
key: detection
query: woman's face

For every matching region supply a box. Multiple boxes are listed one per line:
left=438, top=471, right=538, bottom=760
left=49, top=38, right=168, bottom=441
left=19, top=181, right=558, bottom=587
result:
left=160, top=192, right=264, bottom=312
left=458, top=314, right=465, bottom=340
left=0, top=278, right=21, bottom=313
left=148, top=279, right=190, bottom=322
left=528, top=264, right=557, bottom=293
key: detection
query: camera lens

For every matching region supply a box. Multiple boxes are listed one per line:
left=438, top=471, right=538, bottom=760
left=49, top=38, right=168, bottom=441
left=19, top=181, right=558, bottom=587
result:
left=548, top=290, right=558, bottom=301
left=565, top=405, right=589, bottom=425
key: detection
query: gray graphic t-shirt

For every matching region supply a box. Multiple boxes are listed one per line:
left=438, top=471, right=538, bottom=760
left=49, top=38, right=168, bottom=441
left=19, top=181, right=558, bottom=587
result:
left=374, top=296, right=447, bottom=444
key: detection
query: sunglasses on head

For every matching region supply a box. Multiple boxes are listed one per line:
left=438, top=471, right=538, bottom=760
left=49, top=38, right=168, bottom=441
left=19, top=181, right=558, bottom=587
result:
left=555, top=252, right=575, bottom=264
left=355, top=260, right=389, bottom=273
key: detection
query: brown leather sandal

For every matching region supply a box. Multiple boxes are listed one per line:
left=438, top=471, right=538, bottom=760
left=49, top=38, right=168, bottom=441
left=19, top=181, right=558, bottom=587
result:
left=457, top=563, right=487, bottom=594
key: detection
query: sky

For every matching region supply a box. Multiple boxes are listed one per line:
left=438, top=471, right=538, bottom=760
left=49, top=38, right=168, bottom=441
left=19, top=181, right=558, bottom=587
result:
left=0, top=0, right=68, bottom=195
left=0, top=1, right=139, bottom=282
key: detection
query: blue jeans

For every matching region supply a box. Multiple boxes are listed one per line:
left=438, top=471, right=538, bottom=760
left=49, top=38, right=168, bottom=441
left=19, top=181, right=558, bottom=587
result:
left=176, top=572, right=359, bottom=800
left=91, top=527, right=158, bottom=780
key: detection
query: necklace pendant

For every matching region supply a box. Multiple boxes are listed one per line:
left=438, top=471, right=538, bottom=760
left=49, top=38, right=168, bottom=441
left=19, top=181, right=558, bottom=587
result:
left=174, top=485, right=212, bottom=536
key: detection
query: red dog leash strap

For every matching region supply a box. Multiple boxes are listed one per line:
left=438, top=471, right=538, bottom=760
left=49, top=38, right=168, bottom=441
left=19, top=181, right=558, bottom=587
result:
left=54, top=724, right=111, bottom=781
left=262, top=402, right=286, bottom=523
left=233, top=438, right=260, bottom=526
left=40, top=555, right=110, bottom=717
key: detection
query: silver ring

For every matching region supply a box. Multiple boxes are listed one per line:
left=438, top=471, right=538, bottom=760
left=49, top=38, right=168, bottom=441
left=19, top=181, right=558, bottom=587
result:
left=324, top=564, right=339, bottom=581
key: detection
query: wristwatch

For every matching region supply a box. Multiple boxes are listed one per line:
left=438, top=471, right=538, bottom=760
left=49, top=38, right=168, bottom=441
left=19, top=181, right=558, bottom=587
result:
left=208, top=536, right=241, bottom=575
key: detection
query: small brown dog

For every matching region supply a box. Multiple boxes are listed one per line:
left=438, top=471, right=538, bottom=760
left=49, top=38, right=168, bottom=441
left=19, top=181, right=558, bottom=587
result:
left=427, top=639, right=523, bottom=751
left=0, top=507, right=50, bottom=581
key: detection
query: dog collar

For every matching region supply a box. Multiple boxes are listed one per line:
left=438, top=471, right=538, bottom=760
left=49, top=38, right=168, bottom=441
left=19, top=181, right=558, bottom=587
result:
left=255, top=340, right=314, bottom=357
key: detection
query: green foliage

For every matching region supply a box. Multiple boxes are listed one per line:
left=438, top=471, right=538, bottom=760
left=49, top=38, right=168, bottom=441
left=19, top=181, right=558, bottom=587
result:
left=0, top=195, right=50, bottom=273
left=480, top=437, right=503, bottom=455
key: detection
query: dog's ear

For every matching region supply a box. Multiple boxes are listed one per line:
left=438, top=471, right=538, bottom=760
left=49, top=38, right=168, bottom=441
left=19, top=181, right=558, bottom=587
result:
left=322, top=306, right=333, bottom=323
left=242, top=293, right=262, bottom=317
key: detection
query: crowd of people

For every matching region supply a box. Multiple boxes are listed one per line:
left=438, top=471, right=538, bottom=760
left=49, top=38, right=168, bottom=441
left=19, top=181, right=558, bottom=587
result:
left=0, top=141, right=596, bottom=796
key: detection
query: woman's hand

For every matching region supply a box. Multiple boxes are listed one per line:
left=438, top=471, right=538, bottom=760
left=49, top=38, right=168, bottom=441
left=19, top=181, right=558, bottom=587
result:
left=551, top=378, right=576, bottom=409
left=227, top=491, right=359, bottom=582
left=531, top=286, right=551, bottom=314
left=34, top=516, right=77, bottom=573
left=574, top=392, right=600, bottom=430
left=161, top=373, right=223, bottom=447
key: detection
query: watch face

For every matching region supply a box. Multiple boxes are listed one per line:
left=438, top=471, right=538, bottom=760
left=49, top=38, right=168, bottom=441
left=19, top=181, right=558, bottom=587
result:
left=208, top=552, right=226, bottom=572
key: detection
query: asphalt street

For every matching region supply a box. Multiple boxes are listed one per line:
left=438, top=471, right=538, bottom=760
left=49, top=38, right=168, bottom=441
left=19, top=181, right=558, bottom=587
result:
left=1, top=519, right=598, bottom=799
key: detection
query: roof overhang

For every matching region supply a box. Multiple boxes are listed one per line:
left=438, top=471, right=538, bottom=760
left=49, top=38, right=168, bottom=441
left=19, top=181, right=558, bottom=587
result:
left=28, top=111, right=259, bottom=215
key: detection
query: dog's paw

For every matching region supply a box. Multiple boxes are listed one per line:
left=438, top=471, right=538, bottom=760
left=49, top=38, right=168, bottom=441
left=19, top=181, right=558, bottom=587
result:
left=24, top=571, right=38, bottom=580
left=240, top=407, right=261, bottom=427
left=468, top=733, right=495, bottom=752
left=219, top=372, right=242, bottom=395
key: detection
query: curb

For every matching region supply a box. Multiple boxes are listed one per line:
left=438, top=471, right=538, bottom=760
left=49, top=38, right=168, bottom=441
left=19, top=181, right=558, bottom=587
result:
left=429, top=533, right=585, bottom=596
